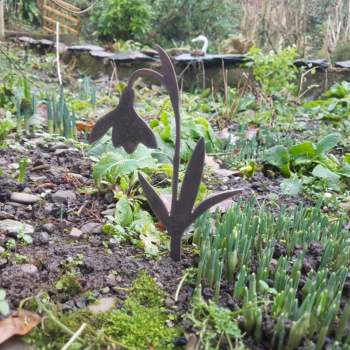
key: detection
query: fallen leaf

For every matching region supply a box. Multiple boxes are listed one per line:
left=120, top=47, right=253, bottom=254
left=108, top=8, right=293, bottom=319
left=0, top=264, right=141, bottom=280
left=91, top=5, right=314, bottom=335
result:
left=215, top=128, right=229, bottom=139
left=245, top=125, right=258, bottom=140
left=205, top=155, right=220, bottom=169
left=0, top=310, right=41, bottom=344
left=32, top=66, right=39, bottom=70
left=215, top=169, right=242, bottom=177
left=209, top=193, right=236, bottom=213
left=160, top=193, right=172, bottom=212
left=0, top=230, right=9, bottom=235
left=77, top=121, right=95, bottom=132
left=38, top=104, right=48, bottom=124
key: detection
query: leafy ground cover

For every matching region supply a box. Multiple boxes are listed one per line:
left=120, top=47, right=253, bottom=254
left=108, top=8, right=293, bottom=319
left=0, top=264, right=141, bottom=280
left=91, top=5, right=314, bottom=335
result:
left=1, top=44, right=350, bottom=350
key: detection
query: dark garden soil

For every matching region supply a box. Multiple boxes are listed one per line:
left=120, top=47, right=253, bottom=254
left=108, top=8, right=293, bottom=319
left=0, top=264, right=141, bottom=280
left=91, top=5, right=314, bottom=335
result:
left=0, top=138, right=345, bottom=350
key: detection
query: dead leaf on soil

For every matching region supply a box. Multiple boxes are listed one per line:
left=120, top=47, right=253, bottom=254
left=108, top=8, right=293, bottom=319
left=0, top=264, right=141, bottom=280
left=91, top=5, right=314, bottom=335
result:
left=77, top=121, right=95, bottom=132
left=0, top=230, right=9, bottom=235
left=0, top=310, right=41, bottom=344
left=205, top=155, right=220, bottom=169
left=245, top=125, right=258, bottom=140
left=38, top=104, right=48, bottom=124
left=215, top=169, right=242, bottom=177
left=215, top=128, right=229, bottom=139
left=160, top=193, right=172, bottom=212
left=209, top=193, right=236, bottom=213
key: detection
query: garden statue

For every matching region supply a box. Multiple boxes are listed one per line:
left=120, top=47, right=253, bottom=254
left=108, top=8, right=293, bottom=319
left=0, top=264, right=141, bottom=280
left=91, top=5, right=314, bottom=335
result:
left=191, top=35, right=209, bottom=55
left=89, top=46, right=242, bottom=261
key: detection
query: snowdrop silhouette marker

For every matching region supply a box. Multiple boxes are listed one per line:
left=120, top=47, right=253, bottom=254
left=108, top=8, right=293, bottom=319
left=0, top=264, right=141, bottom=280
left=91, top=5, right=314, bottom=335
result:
left=90, top=46, right=243, bottom=261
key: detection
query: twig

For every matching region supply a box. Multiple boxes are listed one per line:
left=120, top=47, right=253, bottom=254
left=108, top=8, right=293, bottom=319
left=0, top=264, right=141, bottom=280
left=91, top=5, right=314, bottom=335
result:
left=77, top=200, right=89, bottom=216
left=0, top=46, right=39, bottom=88
left=61, top=323, right=87, bottom=350
left=86, top=273, right=101, bottom=284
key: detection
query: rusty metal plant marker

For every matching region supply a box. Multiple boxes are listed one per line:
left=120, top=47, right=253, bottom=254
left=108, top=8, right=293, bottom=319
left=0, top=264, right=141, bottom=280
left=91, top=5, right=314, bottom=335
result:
left=89, top=46, right=243, bottom=261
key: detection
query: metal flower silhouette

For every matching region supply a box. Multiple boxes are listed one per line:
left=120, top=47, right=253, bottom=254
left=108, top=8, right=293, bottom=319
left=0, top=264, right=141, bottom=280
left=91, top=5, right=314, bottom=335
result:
left=90, top=46, right=243, bottom=261
left=89, top=85, right=157, bottom=154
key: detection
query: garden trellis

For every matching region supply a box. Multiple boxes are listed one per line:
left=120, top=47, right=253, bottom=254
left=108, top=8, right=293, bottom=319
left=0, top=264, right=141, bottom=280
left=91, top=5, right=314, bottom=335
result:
left=42, top=0, right=81, bottom=35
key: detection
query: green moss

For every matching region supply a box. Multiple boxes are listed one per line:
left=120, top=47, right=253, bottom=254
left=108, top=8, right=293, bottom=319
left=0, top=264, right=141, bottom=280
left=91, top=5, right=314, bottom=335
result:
left=23, top=272, right=183, bottom=350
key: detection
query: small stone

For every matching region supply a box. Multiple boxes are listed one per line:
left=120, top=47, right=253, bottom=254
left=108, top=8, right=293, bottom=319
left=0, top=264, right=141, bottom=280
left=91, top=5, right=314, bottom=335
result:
left=25, top=205, right=32, bottom=212
left=52, top=190, right=76, bottom=204
left=165, top=297, right=175, bottom=307
left=220, top=185, right=228, bottom=191
left=174, top=337, right=188, bottom=346
left=233, top=176, right=241, bottom=181
left=29, top=175, right=47, bottom=184
left=69, top=228, right=83, bottom=240
left=107, top=274, right=116, bottom=281
left=177, top=293, right=188, bottom=304
left=53, top=149, right=67, bottom=156
left=221, top=177, right=229, bottom=183
left=132, top=261, right=144, bottom=269
left=6, top=202, right=24, bottom=208
left=88, top=297, right=115, bottom=314
left=185, top=335, right=197, bottom=350
left=68, top=173, right=83, bottom=180
left=75, top=297, right=86, bottom=308
left=43, top=223, right=56, bottom=234
left=49, top=143, right=69, bottom=152
left=339, top=202, right=350, bottom=208
left=109, top=237, right=118, bottom=248
left=22, top=188, right=32, bottom=194
left=266, top=279, right=274, bottom=287
left=80, top=223, right=103, bottom=234
left=107, top=203, right=116, bottom=209
left=31, top=164, right=50, bottom=172
left=116, top=276, right=122, bottom=282
left=21, top=264, right=38, bottom=275
left=0, top=211, right=16, bottom=220
left=323, top=193, right=332, bottom=198
left=10, top=192, right=41, bottom=204
left=101, top=287, right=110, bottom=294
left=38, top=231, right=50, bottom=244
left=101, top=209, right=116, bottom=216
left=0, top=219, right=34, bottom=235
left=266, top=193, right=279, bottom=201
left=156, top=281, right=164, bottom=288
left=41, top=153, right=51, bottom=159
left=58, top=220, right=70, bottom=231
left=0, top=257, right=7, bottom=268
left=271, top=259, right=278, bottom=268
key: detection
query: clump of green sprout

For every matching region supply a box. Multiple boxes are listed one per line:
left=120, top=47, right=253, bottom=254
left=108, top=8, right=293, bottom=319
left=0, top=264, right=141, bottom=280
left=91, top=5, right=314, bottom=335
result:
left=18, top=156, right=28, bottom=184
left=193, top=196, right=350, bottom=348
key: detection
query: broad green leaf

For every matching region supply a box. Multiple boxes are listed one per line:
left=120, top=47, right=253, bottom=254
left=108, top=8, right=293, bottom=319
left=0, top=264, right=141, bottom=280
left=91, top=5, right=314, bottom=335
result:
left=195, top=183, right=207, bottom=206
left=289, top=142, right=315, bottom=156
left=265, top=145, right=290, bottom=168
left=344, top=153, right=350, bottom=164
left=0, top=290, right=5, bottom=300
left=312, top=164, right=340, bottom=190
left=139, top=224, right=161, bottom=255
left=151, top=151, right=173, bottom=164
left=160, top=111, right=168, bottom=126
left=208, top=126, right=222, bottom=149
left=280, top=175, right=302, bottom=196
left=120, top=176, right=130, bottom=192
left=315, top=133, right=340, bottom=157
left=336, top=163, right=350, bottom=178
left=114, top=195, right=133, bottom=227
left=129, top=144, right=157, bottom=169
left=116, top=82, right=127, bottom=95
left=92, top=153, right=136, bottom=183
left=0, top=300, right=9, bottom=315
left=160, top=125, right=171, bottom=141
left=149, top=119, right=159, bottom=128
left=87, top=142, right=107, bottom=159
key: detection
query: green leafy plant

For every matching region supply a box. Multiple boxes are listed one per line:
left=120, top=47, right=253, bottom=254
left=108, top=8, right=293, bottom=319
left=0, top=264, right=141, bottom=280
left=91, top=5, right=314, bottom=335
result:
left=0, top=111, right=16, bottom=140
left=18, top=156, right=28, bottom=183
left=17, top=223, right=33, bottom=244
left=0, top=290, right=10, bottom=315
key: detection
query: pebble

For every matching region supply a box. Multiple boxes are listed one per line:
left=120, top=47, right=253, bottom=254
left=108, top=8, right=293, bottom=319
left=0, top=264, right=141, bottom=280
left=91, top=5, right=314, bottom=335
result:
left=101, top=209, right=116, bottom=216
left=29, top=175, right=47, bottom=184
left=10, top=192, right=41, bottom=204
left=21, top=264, right=38, bottom=275
left=68, top=173, right=83, bottom=180
left=185, top=335, right=197, bottom=350
left=6, top=202, right=24, bottom=208
left=0, top=219, right=34, bottom=235
left=49, top=143, right=69, bottom=152
left=43, top=223, right=56, bottom=234
left=80, top=223, right=103, bottom=234
left=220, top=185, right=228, bottom=191
left=165, top=297, right=175, bottom=307
left=174, top=337, right=188, bottom=346
left=38, top=231, right=50, bottom=244
left=25, top=205, right=32, bottom=212
left=31, top=164, right=50, bottom=172
left=177, top=293, right=188, bottom=304
left=107, top=203, right=116, bottom=209
left=52, top=190, right=76, bottom=204
left=132, top=261, right=144, bottom=269
left=116, top=276, right=122, bottom=282
left=0, top=257, right=7, bottom=268
left=109, top=237, right=118, bottom=248
left=40, top=153, right=51, bottom=159
left=107, top=274, right=115, bottom=281
left=22, top=188, right=32, bottom=194
left=75, top=297, right=86, bottom=308
left=101, top=287, right=110, bottom=294
left=0, top=211, right=16, bottom=220
left=221, top=177, right=229, bottom=183
left=266, top=193, right=279, bottom=201
left=69, top=228, right=83, bottom=240
left=88, top=298, right=115, bottom=314
left=53, top=149, right=67, bottom=156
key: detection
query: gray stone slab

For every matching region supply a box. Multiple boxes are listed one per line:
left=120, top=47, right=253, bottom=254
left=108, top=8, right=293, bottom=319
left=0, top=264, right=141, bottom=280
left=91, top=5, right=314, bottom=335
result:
left=37, top=39, right=54, bottom=46
left=294, top=59, right=330, bottom=69
left=174, top=53, right=248, bottom=65
left=68, top=44, right=105, bottom=51
left=109, top=50, right=158, bottom=61
left=18, top=36, right=39, bottom=44
left=335, top=60, right=350, bottom=68
left=90, top=50, right=119, bottom=58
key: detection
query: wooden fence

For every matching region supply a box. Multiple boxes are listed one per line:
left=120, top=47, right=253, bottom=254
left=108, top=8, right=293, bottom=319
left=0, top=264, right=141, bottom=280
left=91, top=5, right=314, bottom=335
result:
left=42, top=0, right=81, bottom=35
